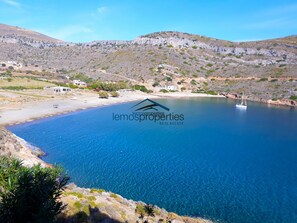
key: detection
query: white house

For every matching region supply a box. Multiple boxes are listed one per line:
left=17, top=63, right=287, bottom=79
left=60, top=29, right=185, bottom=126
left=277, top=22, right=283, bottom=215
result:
left=72, top=79, right=87, bottom=87
left=44, top=86, right=71, bottom=94
left=160, top=85, right=178, bottom=91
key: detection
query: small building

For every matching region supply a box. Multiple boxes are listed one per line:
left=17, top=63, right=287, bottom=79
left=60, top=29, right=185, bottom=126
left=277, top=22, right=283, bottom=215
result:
left=72, top=79, right=87, bottom=87
left=44, top=86, right=71, bottom=94
left=160, top=85, right=178, bottom=91
left=0, top=75, right=9, bottom=80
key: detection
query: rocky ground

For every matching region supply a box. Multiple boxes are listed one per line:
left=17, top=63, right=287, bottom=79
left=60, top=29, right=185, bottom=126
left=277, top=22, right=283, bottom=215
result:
left=1, top=24, right=297, bottom=104
left=59, top=184, right=212, bottom=223
left=0, top=127, right=48, bottom=167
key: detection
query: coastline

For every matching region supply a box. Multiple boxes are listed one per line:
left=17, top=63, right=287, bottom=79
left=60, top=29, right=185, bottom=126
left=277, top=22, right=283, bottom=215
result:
left=0, top=91, right=219, bottom=223
left=2, top=91, right=294, bottom=223
left=0, top=90, right=224, bottom=126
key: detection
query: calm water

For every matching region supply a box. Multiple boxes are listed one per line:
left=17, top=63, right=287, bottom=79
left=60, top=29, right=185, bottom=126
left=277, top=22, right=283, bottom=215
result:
left=8, top=98, right=297, bottom=223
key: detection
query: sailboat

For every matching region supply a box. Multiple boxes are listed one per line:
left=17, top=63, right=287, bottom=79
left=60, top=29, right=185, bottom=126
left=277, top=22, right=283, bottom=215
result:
left=236, top=94, right=247, bottom=109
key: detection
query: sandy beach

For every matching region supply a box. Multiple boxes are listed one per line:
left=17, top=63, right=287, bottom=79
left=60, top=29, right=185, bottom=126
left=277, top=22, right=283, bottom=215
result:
left=0, top=89, right=225, bottom=126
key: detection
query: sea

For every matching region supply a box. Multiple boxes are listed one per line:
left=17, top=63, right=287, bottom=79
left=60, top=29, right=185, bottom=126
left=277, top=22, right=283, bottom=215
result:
left=8, top=98, right=297, bottom=223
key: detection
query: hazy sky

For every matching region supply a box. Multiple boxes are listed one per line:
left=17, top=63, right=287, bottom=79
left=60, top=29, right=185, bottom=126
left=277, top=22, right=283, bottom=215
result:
left=1, top=0, right=297, bottom=42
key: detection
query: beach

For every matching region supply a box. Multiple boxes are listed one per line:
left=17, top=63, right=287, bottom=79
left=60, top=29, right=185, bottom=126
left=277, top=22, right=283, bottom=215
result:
left=0, top=89, right=224, bottom=126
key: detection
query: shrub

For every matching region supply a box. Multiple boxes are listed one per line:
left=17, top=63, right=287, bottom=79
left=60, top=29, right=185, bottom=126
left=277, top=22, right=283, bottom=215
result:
left=160, top=89, right=168, bottom=93
left=110, top=193, right=118, bottom=198
left=270, top=79, right=278, bottom=82
left=190, top=80, right=197, bottom=85
left=110, top=91, right=119, bottom=97
left=192, top=46, right=198, bottom=49
left=206, top=90, right=218, bottom=95
left=152, top=81, right=159, bottom=87
left=68, top=83, right=79, bottom=89
left=73, top=201, right=83, bottom=210
left=257, top=77, right=268, bottom=82
left=135, top=204, right=145, bottom=216
left=89, top=81, right=128, bottom=92
left=0, top=157, right=69, bottom=223
left=99, top=91, right=109, bottom=98
left=165, top=77, right=172, bottom=82
left=71, top=73, right=93, bottom=83
left=290, top=96, right=297, bottom=100
left=63, top=191, right=84, bottom=198
left=132, top=85, right=149, bottom=93
left=90, top=188, right=105, bottom=194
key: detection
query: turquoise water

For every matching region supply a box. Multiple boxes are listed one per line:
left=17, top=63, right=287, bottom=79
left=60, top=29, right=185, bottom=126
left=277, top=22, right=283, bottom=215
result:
left=8, top=98, right=297, bottom=223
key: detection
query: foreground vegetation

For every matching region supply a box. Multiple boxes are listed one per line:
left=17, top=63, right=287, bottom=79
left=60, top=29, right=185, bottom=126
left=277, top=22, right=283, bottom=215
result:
left=0, top=157, right=69, bottom=223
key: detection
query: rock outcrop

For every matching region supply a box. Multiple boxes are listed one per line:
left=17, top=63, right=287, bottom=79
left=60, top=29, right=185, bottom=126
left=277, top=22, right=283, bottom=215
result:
left=0, top=127, right=48, bottom=167
left=59, top=183, right=213, bottom=223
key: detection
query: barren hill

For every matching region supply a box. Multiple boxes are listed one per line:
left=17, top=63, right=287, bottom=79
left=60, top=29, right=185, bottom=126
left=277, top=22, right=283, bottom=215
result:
left=0, top=24, right=63, bottom=43
left=0, top=24, right=297, bottom=103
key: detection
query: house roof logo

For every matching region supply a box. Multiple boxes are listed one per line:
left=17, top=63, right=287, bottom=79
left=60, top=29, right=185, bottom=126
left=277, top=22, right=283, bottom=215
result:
left=131, top=98, right=170, bottom=112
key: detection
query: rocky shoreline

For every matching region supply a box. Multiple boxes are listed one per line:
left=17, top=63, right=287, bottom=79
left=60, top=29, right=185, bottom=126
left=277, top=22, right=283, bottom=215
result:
left=0, top=127, right=214, bottom=223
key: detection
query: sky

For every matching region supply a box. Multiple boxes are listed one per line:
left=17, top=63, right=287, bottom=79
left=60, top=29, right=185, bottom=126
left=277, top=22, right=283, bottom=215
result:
left=0, top=0, right=297, bottom=43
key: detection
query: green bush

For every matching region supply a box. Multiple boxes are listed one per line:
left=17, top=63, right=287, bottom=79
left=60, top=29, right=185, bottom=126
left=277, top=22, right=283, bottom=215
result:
left=89, top=81, right=128, bottom=92
left=206, top=90, right=218, bottom=95
left=257, top=77, right=268, bottom=82
left=0, top=156, right=69, bottom=223
left=99, top=91, right=109, bottom=98
left=152, top=81, right=159, bottom=87
left=110, top=91, right=119, bottom=97
left=290, top=95, right=297, bottom=100
left=90, top=188, right=105, bottom=194
left=190, top=80, right=197, bottom=85
left=165, top=77, right=172, bottom=82
left=110, top=193, right=118, bottom=198
left=132, top=85, right=149, bottom=93
left=68, top=83, right=79, bottom=89
left=159, top=89, right=168, bottom=93
left=71, top=73, right=93, bottom=83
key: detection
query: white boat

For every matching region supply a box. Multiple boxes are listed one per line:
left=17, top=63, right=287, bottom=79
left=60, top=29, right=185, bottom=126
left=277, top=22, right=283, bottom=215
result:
left=236, top=94, right=247, bottom=109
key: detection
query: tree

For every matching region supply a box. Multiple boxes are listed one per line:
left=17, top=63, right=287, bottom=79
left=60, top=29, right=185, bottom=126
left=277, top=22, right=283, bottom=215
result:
left=0, top=156, right=69, bottom=223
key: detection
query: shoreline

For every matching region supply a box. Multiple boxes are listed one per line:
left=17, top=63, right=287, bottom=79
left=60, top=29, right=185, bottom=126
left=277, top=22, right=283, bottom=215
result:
left=1, top=89, right=296, bottom=127
left=0, top=91, right=224, bottom=126
left=1, top=90, right=295, bottom=223
left=0, top=91, right=219, bottom=222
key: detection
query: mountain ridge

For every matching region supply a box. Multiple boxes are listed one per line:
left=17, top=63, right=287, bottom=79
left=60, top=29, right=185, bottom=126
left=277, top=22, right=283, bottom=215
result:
left=1, top=23, right=297, bottom=104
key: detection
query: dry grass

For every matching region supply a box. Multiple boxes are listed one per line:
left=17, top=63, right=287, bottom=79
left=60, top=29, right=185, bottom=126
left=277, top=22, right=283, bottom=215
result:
left=0, top=77, right=55, bottom=88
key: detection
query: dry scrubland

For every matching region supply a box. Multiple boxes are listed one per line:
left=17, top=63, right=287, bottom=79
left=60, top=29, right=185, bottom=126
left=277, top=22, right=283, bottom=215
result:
left=0, top=24, right=296, bottom=105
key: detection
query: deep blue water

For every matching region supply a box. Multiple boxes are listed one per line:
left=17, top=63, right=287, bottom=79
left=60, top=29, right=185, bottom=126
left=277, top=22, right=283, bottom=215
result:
left=8, top=98, right=297, bottom=223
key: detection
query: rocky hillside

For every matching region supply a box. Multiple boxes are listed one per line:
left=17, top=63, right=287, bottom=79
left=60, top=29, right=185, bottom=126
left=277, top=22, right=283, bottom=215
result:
left=0, top=24, right=297, bottom=103
left=59, top=184, right=212, bottom=223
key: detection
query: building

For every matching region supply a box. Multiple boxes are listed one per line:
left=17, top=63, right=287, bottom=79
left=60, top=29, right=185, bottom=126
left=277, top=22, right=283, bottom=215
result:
left=72, top=79, right=87, bottom=87
left=160, top=85, right=178, bottom=91
left=44, top=86, right=71, bottom=93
